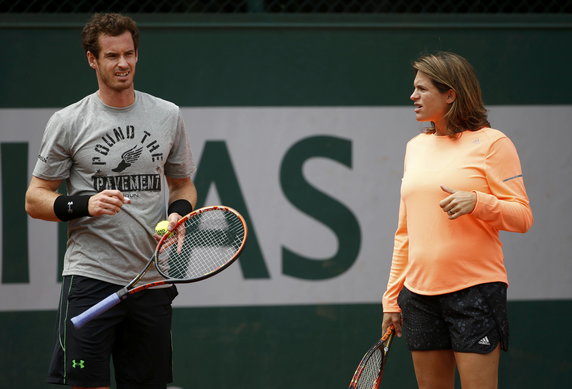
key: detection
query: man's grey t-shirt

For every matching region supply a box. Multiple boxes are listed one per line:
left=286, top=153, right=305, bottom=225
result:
left=33, top=91, right=195, bottom=285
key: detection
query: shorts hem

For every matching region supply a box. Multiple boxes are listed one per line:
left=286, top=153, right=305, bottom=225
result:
left=48, top=379, right=111, bottom=387
left=117, top=383, right=169, bottom=389
left=409, top=346, right=452, bottom=351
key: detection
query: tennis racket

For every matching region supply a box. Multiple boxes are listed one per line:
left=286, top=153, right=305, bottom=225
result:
left=348, top=325, right=395, bottom=389
left=71, top=205, right=247, bottom=329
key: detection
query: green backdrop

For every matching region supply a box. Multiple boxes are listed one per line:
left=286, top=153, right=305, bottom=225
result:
left=1, top=13, right=571, bottom=388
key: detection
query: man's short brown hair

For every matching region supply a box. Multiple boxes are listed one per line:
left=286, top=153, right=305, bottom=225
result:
left=81, top=13, right=139, bottom=59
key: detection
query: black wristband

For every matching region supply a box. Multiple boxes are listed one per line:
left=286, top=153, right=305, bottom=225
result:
left=53, top=195, right=92, bottom=221
left=167, top=199, right=193, bottom=216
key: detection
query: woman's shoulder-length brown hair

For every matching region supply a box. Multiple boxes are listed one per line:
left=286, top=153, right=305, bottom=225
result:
left=412, top=51, right=490, bottom=137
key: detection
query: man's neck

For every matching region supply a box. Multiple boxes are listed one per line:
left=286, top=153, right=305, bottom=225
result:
left=97, top=88, right=136, bottom=108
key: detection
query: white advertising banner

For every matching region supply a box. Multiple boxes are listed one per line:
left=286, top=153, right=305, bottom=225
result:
left=0, top=106, right=570, bottom=311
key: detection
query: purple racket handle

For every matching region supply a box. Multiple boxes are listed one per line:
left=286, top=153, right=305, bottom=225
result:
left=71, top=292, right=122, bottom=329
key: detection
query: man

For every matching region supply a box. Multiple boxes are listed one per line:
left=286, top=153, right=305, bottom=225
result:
left=25, top=13, right=197, bottom=389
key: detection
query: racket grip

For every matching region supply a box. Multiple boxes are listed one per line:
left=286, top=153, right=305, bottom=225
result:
left=71, top=292, right=122, bottom=329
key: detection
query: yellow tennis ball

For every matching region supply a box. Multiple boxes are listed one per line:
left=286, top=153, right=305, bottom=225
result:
left=155, top=220, right=170, bottom=236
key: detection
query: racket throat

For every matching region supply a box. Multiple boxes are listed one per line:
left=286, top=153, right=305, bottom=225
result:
left=117, top=287, right=130, bottom=300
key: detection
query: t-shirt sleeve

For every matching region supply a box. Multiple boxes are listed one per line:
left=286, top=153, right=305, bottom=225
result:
left=470, top=136, right=533, bottom=233
left=164, top=109, right=196, bottom=178
left=382, top=146, right=410, bottom=313
left=32, top=112, right=73, bottom=181
left=382, top=194, right=409, bottom=312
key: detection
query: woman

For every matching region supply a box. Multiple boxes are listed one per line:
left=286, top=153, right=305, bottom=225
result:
left=381, top=51, right=533, bottom=389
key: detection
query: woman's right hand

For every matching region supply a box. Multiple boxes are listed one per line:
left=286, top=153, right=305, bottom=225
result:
left=382, top=312, right=403, bottom=338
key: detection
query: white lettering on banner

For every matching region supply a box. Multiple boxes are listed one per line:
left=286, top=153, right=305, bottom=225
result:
left=0, top=106, right=571, bottom=311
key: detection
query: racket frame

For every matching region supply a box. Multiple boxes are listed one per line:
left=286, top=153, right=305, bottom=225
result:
left=348, top=325, right=395, bottom=389
left=71, top=205, right=247, bottom=329
left=129, top=205, right=248, bottom=293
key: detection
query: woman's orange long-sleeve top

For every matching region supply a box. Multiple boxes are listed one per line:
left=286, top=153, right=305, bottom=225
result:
left=382, top=127, right=533, bottom=312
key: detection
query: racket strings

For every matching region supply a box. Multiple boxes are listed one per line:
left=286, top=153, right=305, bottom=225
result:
left=156, top=209, right=245, bottom=280
left=355, top=348, right=383, bottom=389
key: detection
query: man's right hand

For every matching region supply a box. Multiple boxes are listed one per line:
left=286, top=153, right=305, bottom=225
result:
left=88, top=190, right=131, bottom=216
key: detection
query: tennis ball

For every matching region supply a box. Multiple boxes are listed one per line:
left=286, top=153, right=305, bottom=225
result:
left=155, top=220, right=170, bottom=236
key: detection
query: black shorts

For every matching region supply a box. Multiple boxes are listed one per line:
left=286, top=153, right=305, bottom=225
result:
left=47, top=275, right=178, bottom=389
left=397, top=282, right=509, bottom=354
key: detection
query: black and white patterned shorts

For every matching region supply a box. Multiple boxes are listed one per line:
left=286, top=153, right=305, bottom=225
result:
left=397, top=282, right=509, bottom=354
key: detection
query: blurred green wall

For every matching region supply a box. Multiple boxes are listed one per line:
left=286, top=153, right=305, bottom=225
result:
left=1, top=14, right=571, bottom=388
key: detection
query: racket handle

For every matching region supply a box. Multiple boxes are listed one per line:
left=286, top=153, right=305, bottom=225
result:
left=71, top=292, right=122, bottom=329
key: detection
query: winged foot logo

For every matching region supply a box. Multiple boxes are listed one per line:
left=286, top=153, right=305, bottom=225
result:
left=112, top=145, right=144, bottom=172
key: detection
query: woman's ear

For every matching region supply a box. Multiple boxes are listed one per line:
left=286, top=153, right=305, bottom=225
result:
left=446, top=89, right=456, bottom=104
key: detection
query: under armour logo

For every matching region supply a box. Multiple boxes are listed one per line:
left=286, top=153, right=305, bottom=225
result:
left=72, top=359, right=85, bottom=369
left=67, top=201, right=74, bottom=214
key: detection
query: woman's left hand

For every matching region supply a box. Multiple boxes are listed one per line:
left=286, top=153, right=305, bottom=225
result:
left=439, top=185, right=477, bottom=220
